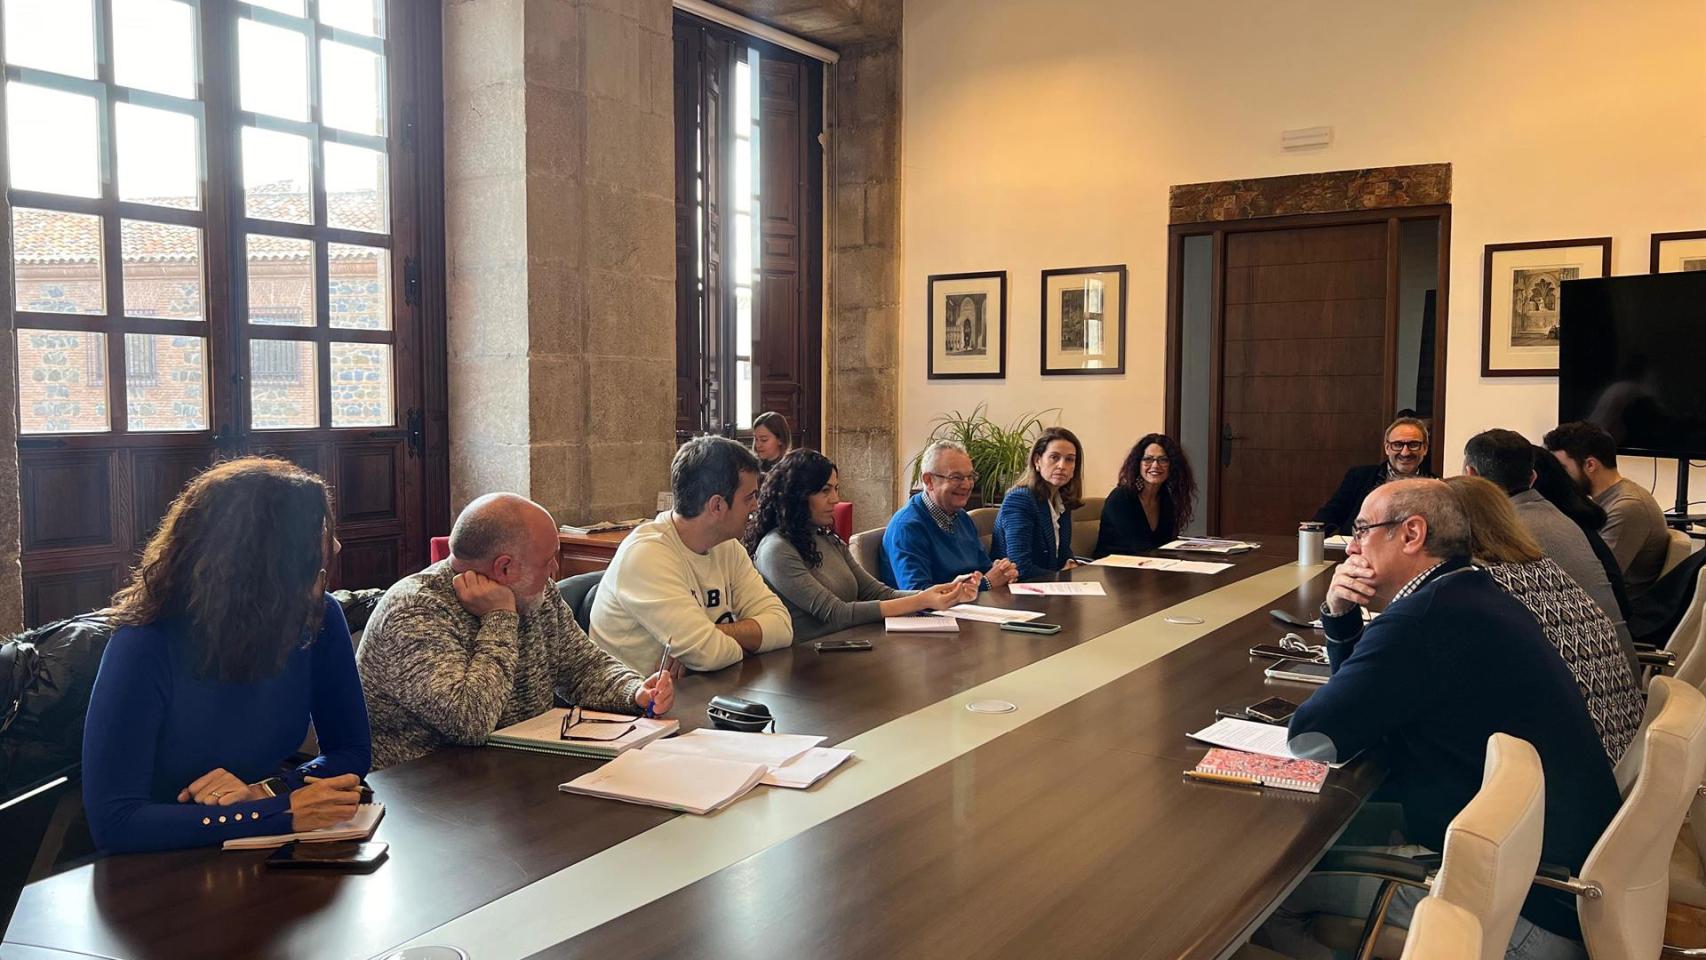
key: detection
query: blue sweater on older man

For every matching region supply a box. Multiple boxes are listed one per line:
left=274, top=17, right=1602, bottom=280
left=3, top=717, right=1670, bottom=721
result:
left=879, top=493, right=993, bottom=590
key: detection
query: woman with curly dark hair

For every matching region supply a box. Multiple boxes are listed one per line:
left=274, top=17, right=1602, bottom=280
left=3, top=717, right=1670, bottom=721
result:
left=746, top=450, right=974, bottom=642
left=82, top=457, right=370, bottom=853
left=1094, top=433, right=1198, bottom=558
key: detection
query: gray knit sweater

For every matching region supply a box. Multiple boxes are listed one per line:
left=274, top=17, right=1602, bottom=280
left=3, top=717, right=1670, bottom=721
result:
left=356, top=560, right=643, bottom=769
left=752, top=530, right=913, bottom=643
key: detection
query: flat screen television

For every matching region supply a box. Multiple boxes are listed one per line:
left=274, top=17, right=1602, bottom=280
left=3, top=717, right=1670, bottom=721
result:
left=1558, top=270, right=1706, bottom=459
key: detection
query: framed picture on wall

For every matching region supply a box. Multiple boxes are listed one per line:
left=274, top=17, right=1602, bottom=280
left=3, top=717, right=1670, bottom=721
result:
left=1040, top=264, right=1127, bottom=375
left=1651, top=230, right=1706, bottom=273
left=927, top=271, right=1007, bottom=379
left=1480, top=237, right=1611, bottom=377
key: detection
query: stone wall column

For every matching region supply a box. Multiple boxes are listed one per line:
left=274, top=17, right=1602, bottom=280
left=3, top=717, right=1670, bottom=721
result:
left=826, top=41, right=903, bottom=516
left=443, top=0, right=676, bottom=524
left=0, top=196, right=22, bottom=631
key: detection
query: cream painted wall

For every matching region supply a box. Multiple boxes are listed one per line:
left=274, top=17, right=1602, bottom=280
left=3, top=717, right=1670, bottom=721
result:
left=899, top=0, right=1706, bottom=515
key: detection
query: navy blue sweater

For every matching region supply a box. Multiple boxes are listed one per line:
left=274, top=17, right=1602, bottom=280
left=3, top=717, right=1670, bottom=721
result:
left=1288, top=558, right=1619, bottom=940
left=81, top=595, right=372, bottom=853
left=991, top=487, right=1072, bottom=580
left=879, top=493, right=994, bottom=590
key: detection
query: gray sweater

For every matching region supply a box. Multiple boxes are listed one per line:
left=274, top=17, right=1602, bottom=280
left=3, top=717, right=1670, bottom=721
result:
left=356, top=560, right=642, bottom=769
left=753, top=530, right=914, bottom=642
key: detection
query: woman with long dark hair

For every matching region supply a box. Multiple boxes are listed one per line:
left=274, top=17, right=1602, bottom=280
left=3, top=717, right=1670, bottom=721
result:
left=82, top=458, right=370, bottom=853
left=1095, top=433, right=1197, bottom=558
left=1532, top=443, right=1631, bottom=623
left=746, top=450, right=974, bottom=642
left=992, top=427, right=1084, bottom=580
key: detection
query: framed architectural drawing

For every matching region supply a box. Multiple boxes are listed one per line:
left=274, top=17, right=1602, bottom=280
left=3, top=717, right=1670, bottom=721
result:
left=1040, top=264, right=1126, bottom=375
left=927, top=271, right=1006, bottom=379
left=1480, top=238, right=1611, bottom=377
left=1650, top=230, right=1706, bottom=273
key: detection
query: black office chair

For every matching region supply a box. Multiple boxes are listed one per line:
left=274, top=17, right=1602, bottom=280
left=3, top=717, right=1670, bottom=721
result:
left=1, top=765, right=78, bottom=933
left=556, top=571, right=605, bottom=632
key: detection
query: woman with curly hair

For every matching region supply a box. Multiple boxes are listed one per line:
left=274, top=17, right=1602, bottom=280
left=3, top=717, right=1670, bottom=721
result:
left=746, top=450, right=975, bottom=642
left=1094, top=433, right=1197, bottom=558
left=82, top=458, right=370, bottom=853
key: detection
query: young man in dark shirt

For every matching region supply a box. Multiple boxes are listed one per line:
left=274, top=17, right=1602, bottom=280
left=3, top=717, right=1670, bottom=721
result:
left=1264, top=479, right=1619, bottom=959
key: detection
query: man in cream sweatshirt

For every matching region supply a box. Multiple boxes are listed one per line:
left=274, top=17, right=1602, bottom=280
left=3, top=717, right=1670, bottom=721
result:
left=592, top=436, right=793, bottom=672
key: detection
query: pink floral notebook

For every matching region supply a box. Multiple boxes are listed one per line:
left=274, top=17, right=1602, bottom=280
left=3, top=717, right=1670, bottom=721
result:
left=1194, top=748, right=1329, bottom=794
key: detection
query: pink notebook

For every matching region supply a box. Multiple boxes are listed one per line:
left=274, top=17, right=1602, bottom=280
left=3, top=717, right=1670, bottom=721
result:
left=1194, top=748, right=1328, bottom=794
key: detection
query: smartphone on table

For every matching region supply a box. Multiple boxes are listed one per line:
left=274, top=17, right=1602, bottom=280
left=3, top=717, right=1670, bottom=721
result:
left=1263, top=659, right=1332, bottom=685
left=815, top=638, right=874, bottom=652
left=999, top=621, right=1061, bottom=636
left=1244, top=696, right=1300, bottom=724
left=266, top=841, right=388, bottom=872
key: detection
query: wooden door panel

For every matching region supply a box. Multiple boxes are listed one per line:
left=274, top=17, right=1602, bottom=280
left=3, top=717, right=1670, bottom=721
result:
left=131, top=448, right=216, bottom=547
left=24, top=566, right=125, bottom=627
left=1218, top=223, right=1390, bottom=536
left=337, top=535, right=401, bottom=590
left=334, top=444, right=403, bottom=525
left=20, top=451, right=116, bottom=554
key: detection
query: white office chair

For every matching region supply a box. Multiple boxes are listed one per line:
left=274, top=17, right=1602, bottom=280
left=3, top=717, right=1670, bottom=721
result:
left=1398, top=899, right=1483, bottom=960
left=847, top=525, right=886, bottom=579
left=969, top=506, right=998, bottom=553
left=1543, top=676, right=1706, bottom=960
left=1667, top=567, right=1706, bottom=691
left=1071, top=496, right=1105, bottom=558
left=1664, top=529, right=1698, bottom=581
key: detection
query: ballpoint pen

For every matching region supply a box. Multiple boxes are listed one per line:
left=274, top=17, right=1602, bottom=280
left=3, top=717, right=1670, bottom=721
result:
left=646, top=641, right=671, bottom=718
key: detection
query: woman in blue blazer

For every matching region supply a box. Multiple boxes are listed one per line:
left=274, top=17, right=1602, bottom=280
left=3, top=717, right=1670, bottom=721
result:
left=992, top=427, right=1083, bottom=580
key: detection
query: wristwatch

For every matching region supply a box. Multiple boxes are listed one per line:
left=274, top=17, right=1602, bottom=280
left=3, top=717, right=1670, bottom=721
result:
left=253, top=777, right=288, bottom=799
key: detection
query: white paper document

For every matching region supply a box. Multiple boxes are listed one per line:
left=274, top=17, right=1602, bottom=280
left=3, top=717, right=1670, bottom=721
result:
left=1188, top=717, right=1349, bottom=769
left=927, top=604, right=1047, bottom=623
left=761, top=747, right=854, bottom=789
left=886, top=615, right=960, bottom=633
left=560, top=750, right=768, bottom=815
left=1008, top=581, right=1106, bottom=596
left=1325, top=535, right=1352, bottom=550
left=643, top=729, right=823, bottom=768
left=1092, top=555, right=1232, bottom=575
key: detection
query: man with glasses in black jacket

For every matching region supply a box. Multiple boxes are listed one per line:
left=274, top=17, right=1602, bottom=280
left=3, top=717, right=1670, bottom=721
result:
left=1311, top=415, right=1436, bottom=534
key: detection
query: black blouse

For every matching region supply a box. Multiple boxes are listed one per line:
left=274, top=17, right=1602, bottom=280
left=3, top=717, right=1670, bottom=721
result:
left=1093, top=485, right=1178, bottom=558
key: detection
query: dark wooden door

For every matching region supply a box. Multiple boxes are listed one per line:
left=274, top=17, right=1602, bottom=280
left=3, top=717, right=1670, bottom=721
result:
left=754, top=56, right=822, bottom=450
left=1216, top=223, right=1390, bottom=535
left=11, top=1, right=443, bottom=626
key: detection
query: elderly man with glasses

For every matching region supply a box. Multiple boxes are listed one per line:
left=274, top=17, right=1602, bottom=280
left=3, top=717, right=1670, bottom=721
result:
left=878, top=440, right=1020, bottom=591
left=1258, top=478, right=1619, bottom=959
left=1311, top=415, right=1436, bottom=535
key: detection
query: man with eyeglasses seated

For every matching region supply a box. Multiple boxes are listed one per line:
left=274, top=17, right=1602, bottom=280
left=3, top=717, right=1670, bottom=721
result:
left=1262, top=478, right=1619, bottom=959
left=1311, top=416, right=1435, bottom=535
left=880, top=440, right=1020, bottom=591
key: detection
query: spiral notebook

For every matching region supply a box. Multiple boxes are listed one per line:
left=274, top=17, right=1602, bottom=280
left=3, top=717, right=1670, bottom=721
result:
left=1194, top=748, right=1328, bottom=794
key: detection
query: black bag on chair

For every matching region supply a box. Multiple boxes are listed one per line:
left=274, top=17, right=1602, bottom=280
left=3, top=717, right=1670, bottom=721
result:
left=0, top=614, right=114, bottom=795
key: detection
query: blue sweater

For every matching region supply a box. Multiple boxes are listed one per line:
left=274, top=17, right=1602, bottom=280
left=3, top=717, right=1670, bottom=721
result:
left=81, top=595, right=372, bottom=853
left=991, top=487, right=1072, bottom=580
left=879, top=493, right=993, bottom=590
left=1288, top=558, right=1619, bottom=939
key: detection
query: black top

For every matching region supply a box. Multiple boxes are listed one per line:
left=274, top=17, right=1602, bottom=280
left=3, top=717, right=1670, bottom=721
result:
left=1289, top=558, right=1621, bottom=939
left=1093, top=485, right=1176, bottom=558
left=1584, top=527, right=1632, bottom=623
left=1311, top=463, right=1387, bottom=534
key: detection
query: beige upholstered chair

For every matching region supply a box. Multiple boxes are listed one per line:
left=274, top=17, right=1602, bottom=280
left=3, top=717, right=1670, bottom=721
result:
left=1398, top=899, right=1483, bottom=960
left=1668, top=567, right=1706, bottom=692
left=848, top=526, right=886, bottom=580
left=1071, top=496, right=1105, bottom=558
left=1558, top=676, right=1706, bottom=960
left=969, top=506, right=998, bottom=553
left=1309, top=733, right=1546, bottom=960
left=1663, top=529, right=1698, bottom=581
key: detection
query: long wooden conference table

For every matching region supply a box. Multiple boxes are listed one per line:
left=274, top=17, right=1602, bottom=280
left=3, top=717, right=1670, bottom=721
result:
left=3, top=541, right=1387, bottom=960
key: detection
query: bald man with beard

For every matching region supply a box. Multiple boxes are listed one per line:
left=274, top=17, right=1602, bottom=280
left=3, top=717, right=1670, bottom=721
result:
left=357, top=493, right=675, bottom=769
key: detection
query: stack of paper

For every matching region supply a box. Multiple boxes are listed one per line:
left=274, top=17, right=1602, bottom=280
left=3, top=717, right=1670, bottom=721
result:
left=560, top=750, right=768, bottom=815
left=1009, top=581, right=1106, bottom=596
left=1160, top=538, right=1257, bottom=554
left=1188, top=717, right=1350, bottom=769
left=1093, top=555, right=1232, bottom=575
left=886, top=615, right=960, bottom=633
left=487, top=708, right=679, bottom=759
left=927, top=604, right=1046, bottom=624
left=223, top=803, right=385, bottom=850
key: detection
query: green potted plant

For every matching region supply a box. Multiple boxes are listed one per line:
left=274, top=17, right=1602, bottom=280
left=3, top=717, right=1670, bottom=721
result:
left=905, top=403, right=1060, bottom=508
